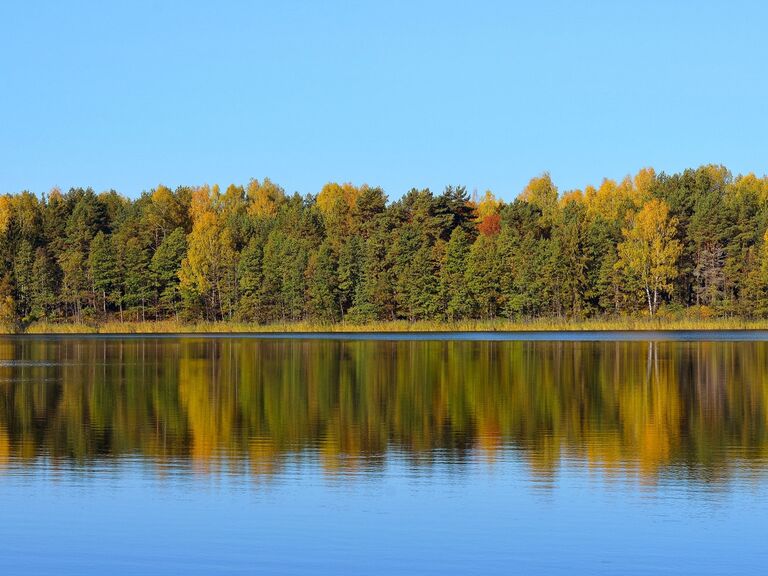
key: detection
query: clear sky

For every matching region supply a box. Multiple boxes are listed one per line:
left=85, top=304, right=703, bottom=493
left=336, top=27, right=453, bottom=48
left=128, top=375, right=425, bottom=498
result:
left=1, top=1, right=766, bottom=201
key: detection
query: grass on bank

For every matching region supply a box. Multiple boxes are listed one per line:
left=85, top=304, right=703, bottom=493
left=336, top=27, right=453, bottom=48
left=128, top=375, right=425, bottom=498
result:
left=11, top=315, right=768, bottom=334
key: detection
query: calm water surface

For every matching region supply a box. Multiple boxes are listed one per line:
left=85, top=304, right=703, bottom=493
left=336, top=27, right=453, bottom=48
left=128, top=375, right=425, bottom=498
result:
left=1, top=334, right=767, bottom=575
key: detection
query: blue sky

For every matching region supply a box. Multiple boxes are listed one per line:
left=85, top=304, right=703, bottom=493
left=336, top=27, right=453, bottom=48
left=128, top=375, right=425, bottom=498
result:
left=1, top=1, right=766, bottom=201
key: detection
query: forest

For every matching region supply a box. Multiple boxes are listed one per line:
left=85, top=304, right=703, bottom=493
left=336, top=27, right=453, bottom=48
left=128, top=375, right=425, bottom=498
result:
left=1, top=164, right=768, bottom=328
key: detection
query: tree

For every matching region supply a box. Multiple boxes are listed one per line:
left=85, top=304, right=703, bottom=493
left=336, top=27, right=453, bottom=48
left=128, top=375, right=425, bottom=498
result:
left=434, top=185, right=476, bottom=240
left=259, top=230, right=286, bottom=322
left=144, top=185, right=189, bottom=248
left=498, top=200, right=551, bottom=318
left=520, top=173, right=558, bottom=223
left=59, top=249, right=87, bottom=322
left=316, top=182, right=360, bottom=247
left=236, top=236, right=264, bottom=322
left=64, top=188, right=109, bottom=253
left=552, top=199, right=590, bottom=317
left=11, top=192, right=43, bottom=246
left=0, top=165, right=765, bottom=328
left=689, top=182, right=729, bottom=308
left=348, top=229, right=392, bottom=322
left=179, top=188, right=238, bottom=320
left=89, top=232, right=120, bottom=318
left=466, top=234, right=501, bottom=319
left=30, top=248, right=58, bottom=320
left=0, top=274, right=15, bottom=328
left=279, top=235, right=308, bottom=321
left=476, top=188, right=502, bottom=238
left=42, top=187, right=68, bottom=258
left=122, top=237, right=152, bottom=321
left=407, top=242, right=441, bottom=320
left=337, top=236, right=362, bottom=318
left=150, top=227, right=187, bottom=320
left=724, top=174, right=768, bottom=314
left=306, top=241, right=339, bottom=322
left=352, top=187, right=387, bottom=238
left=259, top=229, right=307, bottom=322
left=391, top=225, right=440, bottom=321
left=13, top=240, right=34, bottom=321
left=247, top=178, right=285, bottom=219
left=440, top=227, right=472, bottom=320
left=616, top=199, right=682, bottom=315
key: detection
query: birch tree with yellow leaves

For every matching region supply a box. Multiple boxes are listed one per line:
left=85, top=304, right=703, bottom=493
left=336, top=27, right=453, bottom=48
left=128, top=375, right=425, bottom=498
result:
left=616, top=198, right=682, bottom=315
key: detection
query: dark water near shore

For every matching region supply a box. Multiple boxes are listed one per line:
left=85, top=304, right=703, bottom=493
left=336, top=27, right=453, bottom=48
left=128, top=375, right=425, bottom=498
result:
left=1, top=334, right=767, bottom=574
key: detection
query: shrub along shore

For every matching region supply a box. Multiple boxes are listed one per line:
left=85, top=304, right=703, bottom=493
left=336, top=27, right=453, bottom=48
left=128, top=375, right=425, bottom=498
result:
left=7, top=316, right=768, bottom=334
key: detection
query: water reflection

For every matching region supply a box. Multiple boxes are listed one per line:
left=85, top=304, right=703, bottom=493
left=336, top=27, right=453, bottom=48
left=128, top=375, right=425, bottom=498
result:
left=0, top=337, right=767, bottom=485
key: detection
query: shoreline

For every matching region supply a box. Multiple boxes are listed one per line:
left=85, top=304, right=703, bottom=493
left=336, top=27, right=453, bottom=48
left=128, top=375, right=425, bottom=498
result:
left=6, top=317, right=768, bottom=335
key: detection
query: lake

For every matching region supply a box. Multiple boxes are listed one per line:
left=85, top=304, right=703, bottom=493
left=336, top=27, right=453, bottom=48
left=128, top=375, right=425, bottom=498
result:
left=1, top=333, right=767, bottom=575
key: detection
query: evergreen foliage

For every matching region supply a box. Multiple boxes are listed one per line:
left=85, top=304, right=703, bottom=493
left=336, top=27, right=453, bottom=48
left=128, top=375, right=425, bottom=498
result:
left=2, top=166, right=768, bottom=325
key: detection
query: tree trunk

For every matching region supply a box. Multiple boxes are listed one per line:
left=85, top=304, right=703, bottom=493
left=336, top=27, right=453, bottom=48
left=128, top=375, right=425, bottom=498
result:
left=645, top=284, right=653, bottom=316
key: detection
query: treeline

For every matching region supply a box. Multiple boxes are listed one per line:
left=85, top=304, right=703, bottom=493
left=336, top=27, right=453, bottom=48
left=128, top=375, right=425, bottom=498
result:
left=1, top=164, right=768, bottom=326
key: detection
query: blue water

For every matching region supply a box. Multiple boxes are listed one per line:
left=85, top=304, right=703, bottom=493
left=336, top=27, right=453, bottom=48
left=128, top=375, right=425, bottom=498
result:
left=3, top=455, right=766, bottom=575
left=0, top=335, right=766, bottom=574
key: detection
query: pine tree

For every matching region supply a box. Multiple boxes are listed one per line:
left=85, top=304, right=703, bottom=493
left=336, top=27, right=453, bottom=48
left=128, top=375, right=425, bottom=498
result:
left=236, top=236, right=264, bottom=322
left=150, top=227, right=186, bottom=320
left=440, top=227, right=471, bottom=320
left=407, top=242, right=440, bottom=320
left=498, top=201, right=549, bottom=318
left=306, top=241, right=339, bottom=322
left=122, top=238, right=152, bottom=321
left=280, top=235, right=308, bottom=321
left=30, top=248, right=58, bottom=320
left=260, top=230, right=286, bottom=322
left=59, top=249, right=87, bottom=322
left=13, top=240, right=34, bottom=321
left=89, top=231, right=120, bottom=318
left=553, top=200, right=589, bottom=317
left=349, top=228, right=393, bottom=322
left=337, top=235, right=362, bottom=319
left=466, top=234, right=501, bottom=319
left=391, top=227, right=422, bottom=320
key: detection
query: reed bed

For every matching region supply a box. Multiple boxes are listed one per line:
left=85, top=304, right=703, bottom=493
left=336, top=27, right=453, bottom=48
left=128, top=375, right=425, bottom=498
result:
left=13, top=316, right=768, bottom=335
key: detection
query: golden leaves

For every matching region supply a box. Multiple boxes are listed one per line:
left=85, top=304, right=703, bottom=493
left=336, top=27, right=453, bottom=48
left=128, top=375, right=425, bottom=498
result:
left=616, top=198, right=682, bottom=314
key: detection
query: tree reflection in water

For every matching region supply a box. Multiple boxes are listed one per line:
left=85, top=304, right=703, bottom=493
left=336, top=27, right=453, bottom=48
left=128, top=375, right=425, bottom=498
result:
left=0, top=337, right=766, bottom=484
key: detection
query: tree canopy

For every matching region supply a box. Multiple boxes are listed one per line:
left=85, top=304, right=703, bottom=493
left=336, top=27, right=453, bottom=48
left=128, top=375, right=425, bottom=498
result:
left=1, top=165, right=767, bottom=326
